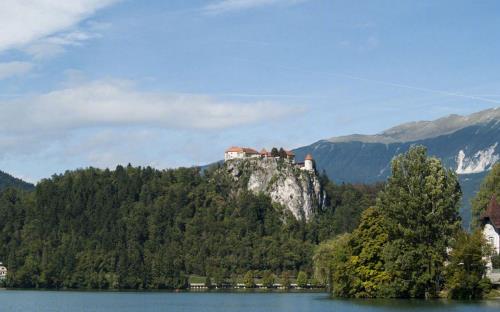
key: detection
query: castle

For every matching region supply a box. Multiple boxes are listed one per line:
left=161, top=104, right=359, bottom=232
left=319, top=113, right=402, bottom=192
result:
left=224, top=146, right=315, bottom=172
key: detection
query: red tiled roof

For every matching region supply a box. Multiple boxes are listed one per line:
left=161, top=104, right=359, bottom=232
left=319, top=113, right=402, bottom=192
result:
left=482, top=195, right=500, bottom=229
left=260, top=148, right=268, bottom=154
left=285, top=150, right=295, bottom=156
left=305, top=154, right=313, bottom=161
left=225, top=146, right=243, bottom=153
left=225, top=146, right=258, bottom=154
left=241, top=147, right=258, bottom=154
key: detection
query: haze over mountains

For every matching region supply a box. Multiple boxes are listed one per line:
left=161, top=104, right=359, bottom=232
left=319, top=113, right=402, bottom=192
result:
left=294, top=107, right=500, bottom=228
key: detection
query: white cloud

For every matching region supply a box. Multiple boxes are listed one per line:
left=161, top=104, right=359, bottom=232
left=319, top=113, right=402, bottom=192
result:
left=203, top=0, right=306, bottom=14
left=0, top=0, right=118, bottom=54
left=0, top=79, right=302, bottom=134
left=24, top=29, right=102, bottom=59
left=0, top=61, right=33, bottom=80
left=0, top=79, right=303, bottom=177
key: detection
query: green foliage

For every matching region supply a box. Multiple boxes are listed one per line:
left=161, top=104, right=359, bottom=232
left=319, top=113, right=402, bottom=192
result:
left=296, top=271, right=308, bottom=288
left=318, top=146, right=463, bottom=299
left=271, top=148, right=279, bottom=157
left=347, top=207, right=391, bottom=298
left=0, top=170, right=34, bottom=192
left=471, top=163, right=500, bottom=228
left=492, top=253, right=500, bottom=269
left=261, top=271, right=275, bottom=288
left=280, top=271, right=291, bottom=289
left=310, top=173, right=383, bottom=242
left=205, top=276, right=213, bottom=288
left=278, top=148, right=286, bottom=159
left=445, top=230, right=492, bottom=299
left=376, top=146, right=461, bottom=298
left=313, top=234, right=351, bottom=295
left=243, top=271, right=255, bottom=288
left=0, top=161, right=378, bottom=289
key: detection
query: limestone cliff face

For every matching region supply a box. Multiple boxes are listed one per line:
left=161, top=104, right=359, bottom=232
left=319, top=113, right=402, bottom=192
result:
left=224, top=158, right=324, bottom=220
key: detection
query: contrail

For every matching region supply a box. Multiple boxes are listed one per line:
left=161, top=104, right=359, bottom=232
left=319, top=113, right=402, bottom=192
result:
left=328, top=73, right=500, bottom=105
left=233, top=57, right=500, bottom=105
left=175, top=91, right=331, bottom=99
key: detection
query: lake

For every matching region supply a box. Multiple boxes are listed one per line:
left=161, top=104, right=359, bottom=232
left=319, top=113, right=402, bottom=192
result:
left=1, top=291, right=500, bottom=312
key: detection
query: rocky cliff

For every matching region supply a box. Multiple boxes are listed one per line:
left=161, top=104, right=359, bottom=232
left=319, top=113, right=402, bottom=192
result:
left=223, top=158, right=324, bottom=220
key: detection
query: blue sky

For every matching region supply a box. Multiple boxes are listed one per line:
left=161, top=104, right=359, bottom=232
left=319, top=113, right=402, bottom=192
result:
left=1, top=0, right=500, bottom=182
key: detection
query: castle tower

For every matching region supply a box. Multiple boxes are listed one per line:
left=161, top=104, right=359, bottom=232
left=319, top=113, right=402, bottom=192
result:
left=304, top=154, right=314, bottom=171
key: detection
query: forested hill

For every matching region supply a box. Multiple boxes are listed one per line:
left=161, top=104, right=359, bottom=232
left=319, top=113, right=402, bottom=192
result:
left=0, top=164, right=381, bottom=289
left=0, top=170, right=34, bottom=192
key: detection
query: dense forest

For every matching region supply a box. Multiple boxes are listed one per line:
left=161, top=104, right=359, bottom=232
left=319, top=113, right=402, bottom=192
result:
left=0, top=163, right=381, bottom=289
left=0, top=170, right=34, bottom=192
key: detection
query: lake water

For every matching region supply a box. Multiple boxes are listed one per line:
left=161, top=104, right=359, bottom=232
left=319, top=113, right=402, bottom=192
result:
left=1, top=291, right=500, bottom=312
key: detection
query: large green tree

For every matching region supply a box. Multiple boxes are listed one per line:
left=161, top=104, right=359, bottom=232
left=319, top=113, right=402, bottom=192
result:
left=347, top=207, right=392, bottom=298
left=377, top=146, right=462, bottom=298
left=471, top=163, right=500, bottom=228
left=317, top=146, right=463, bottom=299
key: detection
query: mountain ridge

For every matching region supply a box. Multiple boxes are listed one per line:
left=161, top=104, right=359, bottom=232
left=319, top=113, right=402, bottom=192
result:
left=294, top=108, right=500, bottom=228
left=328, top=107, right=500, bottom=144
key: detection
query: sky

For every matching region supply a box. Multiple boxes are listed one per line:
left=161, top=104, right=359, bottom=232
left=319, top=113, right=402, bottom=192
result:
left=1, top=0, right=500, bottom=182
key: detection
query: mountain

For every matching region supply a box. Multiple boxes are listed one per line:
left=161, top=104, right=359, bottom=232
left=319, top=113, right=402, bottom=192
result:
left=327, top=107, right=500, bottom=144
left=293, top=107, right=500, bottom=228
left=0, top=170, right=34, bottom=191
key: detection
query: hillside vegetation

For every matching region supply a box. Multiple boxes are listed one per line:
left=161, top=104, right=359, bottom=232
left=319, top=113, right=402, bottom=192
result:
left=0, top=170, right=34, bottom=192
left=0, top=163, right=380, bottom=289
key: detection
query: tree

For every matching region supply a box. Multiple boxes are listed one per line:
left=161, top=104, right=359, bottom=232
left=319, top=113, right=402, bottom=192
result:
left=243, top=271, right=255, bottom=288
left=445, top=230, right=492, bottom=299
left=271, top=148, right=279, bottom=157
left=280, top=271, right=291, bottom=289
left=261, top=271, right=275, bottom=288
left=472, top=163, right=500, bottom=228
left=296, top=271, right=308, bottom=288
left=278, top=148, right=287, bottom=159
left=205, top=276, right=213, bottom=289
left=347, top=207, right=392, bottom=298
left=313, top=234, right=352, bottom=296
left=320, top=146, right=463, bottom=299
left=492, top=253, right=500, bottom=269
left=376, top=146, right=461, bottom=298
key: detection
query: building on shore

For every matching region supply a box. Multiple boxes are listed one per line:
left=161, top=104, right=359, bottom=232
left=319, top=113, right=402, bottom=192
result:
left=0, top=262, right=7, bottom=280
left=481, top=195, right=500, bottom=270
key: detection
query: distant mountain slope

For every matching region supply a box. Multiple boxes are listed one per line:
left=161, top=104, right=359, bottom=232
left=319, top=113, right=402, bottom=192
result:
left=328, top=107, right=500, bottom=144
left=294, top=108, right=500, bottom=228
left=0, top=170, right=35, bottom=191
